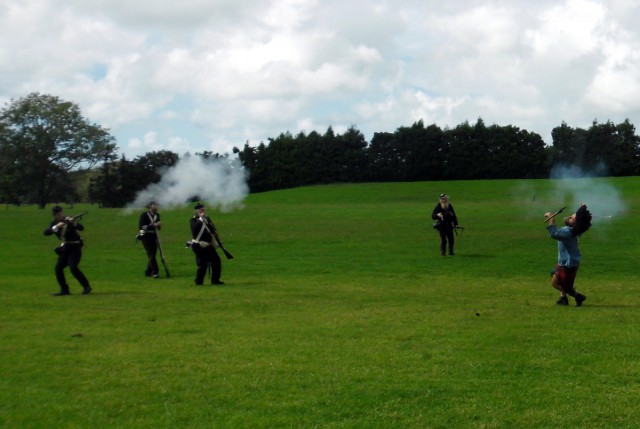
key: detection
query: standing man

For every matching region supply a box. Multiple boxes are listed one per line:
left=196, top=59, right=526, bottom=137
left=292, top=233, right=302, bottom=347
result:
left=43, top=206, right=92, bottom=296
left=431, top=193, right=459, bottom=256
left=545, top=204, right=592, bottom=306
left=138, top=201, right=162, bottom=278
left=189, top=203, right=224, bottom=286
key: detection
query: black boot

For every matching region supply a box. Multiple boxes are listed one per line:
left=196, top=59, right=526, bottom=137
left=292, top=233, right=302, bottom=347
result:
left=53, top=288, right=70, bottom=296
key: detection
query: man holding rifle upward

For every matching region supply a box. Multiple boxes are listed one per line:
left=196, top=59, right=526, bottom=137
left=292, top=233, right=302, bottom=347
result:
left=189, top=203, right=225, bottom=286
left=43, top=206, right=92, bottom=296
left=545, top=204, right=592, bottom=306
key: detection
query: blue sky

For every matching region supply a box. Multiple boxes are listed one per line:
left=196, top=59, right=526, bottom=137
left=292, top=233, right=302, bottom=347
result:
left=2, top=0, right=640, bottom=158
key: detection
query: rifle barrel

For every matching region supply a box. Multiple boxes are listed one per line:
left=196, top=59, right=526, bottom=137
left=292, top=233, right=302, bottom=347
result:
left=543, top=207, right=566, bottom=223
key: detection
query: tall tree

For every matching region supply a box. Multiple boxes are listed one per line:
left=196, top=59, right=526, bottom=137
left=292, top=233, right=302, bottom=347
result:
left=88, top=150, right=180, bottom=207
left=0, top=93, right=118, bottom=207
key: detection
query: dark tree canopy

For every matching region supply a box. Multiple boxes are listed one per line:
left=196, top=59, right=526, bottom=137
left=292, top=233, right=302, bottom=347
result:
left=88, top=150, right=180, bottom=208
left=3, top=91, right=640, bottom=205
left=0, top=92, right=117, bottom=207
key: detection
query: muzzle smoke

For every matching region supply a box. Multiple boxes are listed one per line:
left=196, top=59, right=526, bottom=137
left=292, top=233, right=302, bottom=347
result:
left=549, top=164, right=626, bottom=220
left=128, top=156, right=249, bottom=211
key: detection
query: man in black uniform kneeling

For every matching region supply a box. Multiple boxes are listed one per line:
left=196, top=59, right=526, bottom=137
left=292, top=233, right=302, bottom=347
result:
left=43, top=206, right=92, bottom=296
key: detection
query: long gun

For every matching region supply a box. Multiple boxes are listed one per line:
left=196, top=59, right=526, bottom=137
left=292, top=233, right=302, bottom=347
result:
left=211, top=232, right=234, bottom=260
left=543, top=207, right=567, bottom=223
left=155, top=230, right=171, bottom=277
left=64, top=211, right=88, bottom=223
left=215, top=238, right=234, bottom=260
left=206, top=216, right=234, bottom=260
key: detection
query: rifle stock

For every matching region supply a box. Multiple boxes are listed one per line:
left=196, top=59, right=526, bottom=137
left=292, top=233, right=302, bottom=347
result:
left=218, top=243, right=234, bottom=260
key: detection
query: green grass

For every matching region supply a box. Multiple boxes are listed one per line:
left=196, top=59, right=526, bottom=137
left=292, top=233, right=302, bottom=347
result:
left=1, top=178, right=640, bottom=428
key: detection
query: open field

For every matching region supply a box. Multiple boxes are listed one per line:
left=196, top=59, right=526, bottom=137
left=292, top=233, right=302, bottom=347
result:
left=1, top=178, right=640, bottom=428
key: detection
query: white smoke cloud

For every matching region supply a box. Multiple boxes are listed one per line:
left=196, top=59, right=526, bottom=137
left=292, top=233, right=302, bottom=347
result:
left=129, top=156, right=249, bottom=212
left=549, top=164, right=626, bottom=220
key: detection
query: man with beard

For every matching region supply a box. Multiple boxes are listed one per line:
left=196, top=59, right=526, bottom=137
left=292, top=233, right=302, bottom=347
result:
left=431, top=193, right=459, bottom=256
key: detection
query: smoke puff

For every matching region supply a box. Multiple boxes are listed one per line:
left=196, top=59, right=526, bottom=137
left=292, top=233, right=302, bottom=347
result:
left=129, top=156, right=249, bottom=212
left=550, top=164, right=626, bottom=219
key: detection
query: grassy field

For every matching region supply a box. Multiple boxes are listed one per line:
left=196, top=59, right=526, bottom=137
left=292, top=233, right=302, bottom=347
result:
left=1, top=178, right=639, bottom=428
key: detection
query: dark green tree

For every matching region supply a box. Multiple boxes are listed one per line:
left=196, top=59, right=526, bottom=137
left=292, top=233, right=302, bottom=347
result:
left=550, top=122, right=588, bottom=170
left=367, top=131, right=402, bottom=181
left=88, top=150, right=179, bottom=207
left=0, top=92, right=118, bottom=207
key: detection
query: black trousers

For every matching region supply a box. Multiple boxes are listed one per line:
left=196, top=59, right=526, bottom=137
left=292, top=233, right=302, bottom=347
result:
left=142, top=235, right=159, bottom=276
left=55, top=246, right=90, bottom=291
left=193, top=246, right=221, bottom=284
left=438, top=228, right=455, bottom=254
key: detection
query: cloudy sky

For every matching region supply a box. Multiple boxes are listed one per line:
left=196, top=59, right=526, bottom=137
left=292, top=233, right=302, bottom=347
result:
left=2, top=0, right=640, bottom=158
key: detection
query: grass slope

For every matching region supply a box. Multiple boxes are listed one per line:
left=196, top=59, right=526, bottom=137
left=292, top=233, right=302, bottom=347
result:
left=1, top=178, right=639, bottom=428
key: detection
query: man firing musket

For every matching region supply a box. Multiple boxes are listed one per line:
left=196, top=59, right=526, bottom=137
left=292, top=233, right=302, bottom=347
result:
left=43, top=206, right=92, bottom=296
left=544, top=204, right=592, bottom=306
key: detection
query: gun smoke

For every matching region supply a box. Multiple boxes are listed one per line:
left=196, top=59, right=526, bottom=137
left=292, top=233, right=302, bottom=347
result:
left=128, top=156, right=249, bottom=212
left=549, top=163, right=626, bottom=220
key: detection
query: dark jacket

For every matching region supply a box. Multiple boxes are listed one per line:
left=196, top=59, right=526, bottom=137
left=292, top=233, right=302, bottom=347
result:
left=190, top=216, right=219, bottom=246
left=431, top=203, right=458, bottom=230
left=44, top=220, right=84, bottom=243
left=139, top=211, right=161, bottom=234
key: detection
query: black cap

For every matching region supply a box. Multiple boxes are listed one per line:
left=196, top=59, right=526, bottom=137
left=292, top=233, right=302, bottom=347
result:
left=439, top=193, right=447, bottom=199
left=52, top=206, right=63, bottom=214
left=194, top=203, right=205, bottom=209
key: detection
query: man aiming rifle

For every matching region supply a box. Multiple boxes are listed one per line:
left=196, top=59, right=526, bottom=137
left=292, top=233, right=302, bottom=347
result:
left=544, top=204, right=592, bottom=306
left=43, top=206, right=92, bottom=296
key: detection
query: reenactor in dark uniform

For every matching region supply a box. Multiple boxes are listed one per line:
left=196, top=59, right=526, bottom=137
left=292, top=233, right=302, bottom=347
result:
left=138, top=201, right=162, bottom=278
left=189, top=203, right=224, bottom=286
left=43, top=206, right=92, bottom=296
left=432, top=193, right=460, bottom=256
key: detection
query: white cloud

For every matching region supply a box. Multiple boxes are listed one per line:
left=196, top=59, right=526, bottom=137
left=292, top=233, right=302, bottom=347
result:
left=3, top=0, right=640, bottom=156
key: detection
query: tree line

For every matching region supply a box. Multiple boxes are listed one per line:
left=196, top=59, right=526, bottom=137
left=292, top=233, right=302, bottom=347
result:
left=234, top=118, right=640, bottom=192
left=2, top=93, right=640, bottom=207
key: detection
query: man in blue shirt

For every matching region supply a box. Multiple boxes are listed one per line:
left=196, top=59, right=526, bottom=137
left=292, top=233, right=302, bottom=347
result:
left=545, top=204, right=592, bottom=306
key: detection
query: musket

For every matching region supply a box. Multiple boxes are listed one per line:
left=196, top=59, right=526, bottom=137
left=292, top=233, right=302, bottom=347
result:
left=206, top=216, right=234, bottom=260
left=155, top=230, right=171, bottom=278
left=64, top=211, right=88, bottom=223
left=214, top=236, right=234, bottom=260
left=543, top=206, right=567, bottom=223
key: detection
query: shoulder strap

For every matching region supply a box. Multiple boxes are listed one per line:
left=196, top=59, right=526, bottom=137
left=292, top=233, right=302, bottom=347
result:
left=195, top=220, right=208, bottom=241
